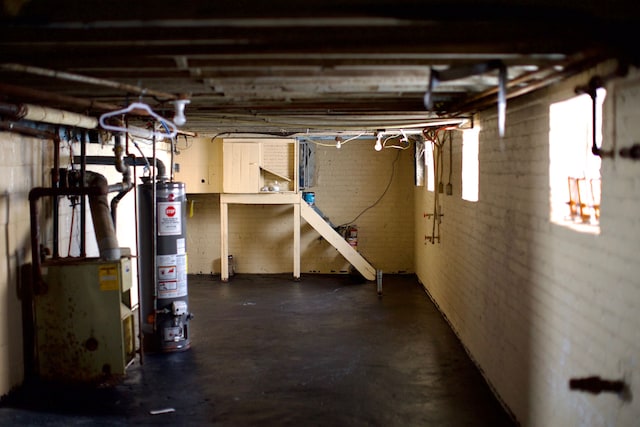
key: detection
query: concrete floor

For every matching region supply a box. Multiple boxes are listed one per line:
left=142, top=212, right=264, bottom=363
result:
left=1, top=273, right=515, bottom=426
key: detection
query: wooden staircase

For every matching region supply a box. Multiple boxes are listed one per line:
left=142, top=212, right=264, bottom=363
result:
left=300, top=199, right=376, bottom=281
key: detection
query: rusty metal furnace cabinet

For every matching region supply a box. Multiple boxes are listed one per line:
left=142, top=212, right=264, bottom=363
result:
left=34, top=257, right=136, bottom=383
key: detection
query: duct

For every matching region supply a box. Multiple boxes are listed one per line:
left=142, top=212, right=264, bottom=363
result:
left=84, top=171, right=121, bottom=261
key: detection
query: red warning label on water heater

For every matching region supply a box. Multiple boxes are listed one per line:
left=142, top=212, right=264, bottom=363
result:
left=158, top=265, right=177, bottom=281
left=158, top=201, right=181, bottom=236
left=157, top=254, right=187, bottom=298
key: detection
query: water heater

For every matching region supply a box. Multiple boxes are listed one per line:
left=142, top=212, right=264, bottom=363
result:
left=138, top=177, right=192, bottom=352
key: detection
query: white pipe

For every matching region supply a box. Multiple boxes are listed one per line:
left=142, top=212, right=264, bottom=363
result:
left=23, top=103, right=98, bottom=129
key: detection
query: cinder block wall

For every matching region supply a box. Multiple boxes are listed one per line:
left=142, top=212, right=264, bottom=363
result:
left=0, top=132, right=46, bottom=396
left=186, top=138, right=415, bottom=275
left=415, top=64, right=640, bottom=426
left=0, top=135, right=169, bottom=397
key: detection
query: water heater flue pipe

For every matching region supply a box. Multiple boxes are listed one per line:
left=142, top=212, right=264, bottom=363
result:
left=85, top=171, right=121, bottom=261
left=28, top=171, right=124, bottom=287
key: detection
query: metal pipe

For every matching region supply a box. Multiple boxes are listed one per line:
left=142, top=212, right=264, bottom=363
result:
left=0, top=120, right=56, bottom=139
left=85, top=171, right=121, bottom=261
left=74, top=155, right=167, bottom=180
left=2, top=63, right=178, bottom=101
left=449, top=55, right=605, bottom=116
left=22, top=103, right=98, bottom=129
left=110, top=134, right=134, bottom=227
left=0, top=121, right=64, bottom=261
left=110, top=182, right=134, bottom=229
left=0, top=102, right=26, bottom=118
left=0, top=100, right=97, bottom=128
left=80, top=137, right=87, bottom=257
left=29, top=185, right=106, bottom=293
left=0, top=82, right=153, bottom=117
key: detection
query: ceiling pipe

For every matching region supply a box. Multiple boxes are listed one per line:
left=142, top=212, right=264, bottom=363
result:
left=449, top=49, right=606, bottom=112
left=0, top=84, right=198, bottom=136
left=1, top=63, right=179, bottom=102
left=0, top=82, right=149, bottom=116
left=0, top=101, right=98, bottom=129
left=448, top=53, right=607, bottom=116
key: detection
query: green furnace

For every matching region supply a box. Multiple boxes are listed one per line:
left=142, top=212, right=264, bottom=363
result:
left=34, top=256, right=136, bottom=383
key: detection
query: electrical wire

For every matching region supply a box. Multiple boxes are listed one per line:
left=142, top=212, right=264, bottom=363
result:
left=131, top=139, right=152, bottom=176
left=338, top=149, right=401, bottom=227
left=382, top=134, right=412, bottom=150
left=299, top=132, right=368, bottom=148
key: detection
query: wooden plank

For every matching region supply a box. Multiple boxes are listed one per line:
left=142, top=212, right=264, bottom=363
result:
left=220, top=200, right=229, bottom=281
left=222, top=141, right=262, bottom=193
left=260, top=166, right=291, bottom=182
left=220, top=193, right=300, bottom=205
left=300, top=200, right=376, bottom=281
left=293, top=203, right=300, bottom=279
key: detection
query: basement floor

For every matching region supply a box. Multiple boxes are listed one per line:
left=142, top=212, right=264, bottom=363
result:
left=1, top=274, right=515, bottom=426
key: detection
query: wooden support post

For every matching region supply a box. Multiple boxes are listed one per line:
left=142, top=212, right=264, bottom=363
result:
left=293, top=202, right=300, bottom=280
left=220, top=198, right=229, bottom=281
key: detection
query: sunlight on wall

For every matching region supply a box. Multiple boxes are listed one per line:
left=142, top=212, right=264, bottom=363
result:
left=549, top=89, right=604, bottom=228
left=462, top=128, right=479, bottom=202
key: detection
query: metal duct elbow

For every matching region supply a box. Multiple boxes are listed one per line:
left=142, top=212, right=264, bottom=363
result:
left=85, top=171, right=121, bottom=261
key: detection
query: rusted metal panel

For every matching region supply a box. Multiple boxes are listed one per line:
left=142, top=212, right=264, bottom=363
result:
left=34, top=257, right=135, bottom=383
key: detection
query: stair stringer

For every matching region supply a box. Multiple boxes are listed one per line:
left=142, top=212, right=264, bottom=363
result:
left=300, top=200, right=376, bottom=281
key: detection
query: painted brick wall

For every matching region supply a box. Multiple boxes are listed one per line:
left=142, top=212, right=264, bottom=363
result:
left=0, top=135, right=171, bottom=397
left=415, top=63, right=640, bottom=426
left=0, top=132, right=46, bottom=396
left=186, top=137, right=415, bottom=275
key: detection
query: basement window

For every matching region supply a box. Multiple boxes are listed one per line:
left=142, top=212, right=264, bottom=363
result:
left=425, top=141, right=436, bottom=192
left=462, top=128, right=479, bottom=202
left=549, top=89, right=605, bottom=231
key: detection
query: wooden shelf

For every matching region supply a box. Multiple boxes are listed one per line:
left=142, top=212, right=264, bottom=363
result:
left=260, top=166, right=292, bottom=182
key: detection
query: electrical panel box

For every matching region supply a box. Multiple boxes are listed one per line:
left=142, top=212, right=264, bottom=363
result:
left=35, top=257, right=136, bottom=382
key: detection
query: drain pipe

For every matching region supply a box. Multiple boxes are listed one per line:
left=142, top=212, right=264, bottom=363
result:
left=110, top=134, right=134, bottom=228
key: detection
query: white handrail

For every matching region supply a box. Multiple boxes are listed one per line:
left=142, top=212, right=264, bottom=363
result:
left=99, top=102, right=177, bottom=139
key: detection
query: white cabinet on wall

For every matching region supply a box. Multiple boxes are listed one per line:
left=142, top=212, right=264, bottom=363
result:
left=174, top=137, right=297, bottom=194
left=222, top=138, right=297, bottom=194
left=222, top=141, right=263, bottom=193
left=173, top=137, right=223, bottom=193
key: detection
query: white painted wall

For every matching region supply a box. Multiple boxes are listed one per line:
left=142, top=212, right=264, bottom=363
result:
left=186, top=138, right=415, bottom=275
left=0, top=132, right=46, bottom=396
left=415, top=63, right=640, bottom=426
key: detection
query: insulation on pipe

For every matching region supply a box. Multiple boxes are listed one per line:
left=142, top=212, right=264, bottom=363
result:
left=22, top=103, right=98, bottom=128
left=0, top=101, right=98, bottom=129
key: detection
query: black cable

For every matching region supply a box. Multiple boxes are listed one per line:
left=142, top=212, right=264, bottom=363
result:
left=339, top=149, right=401, bottom=227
